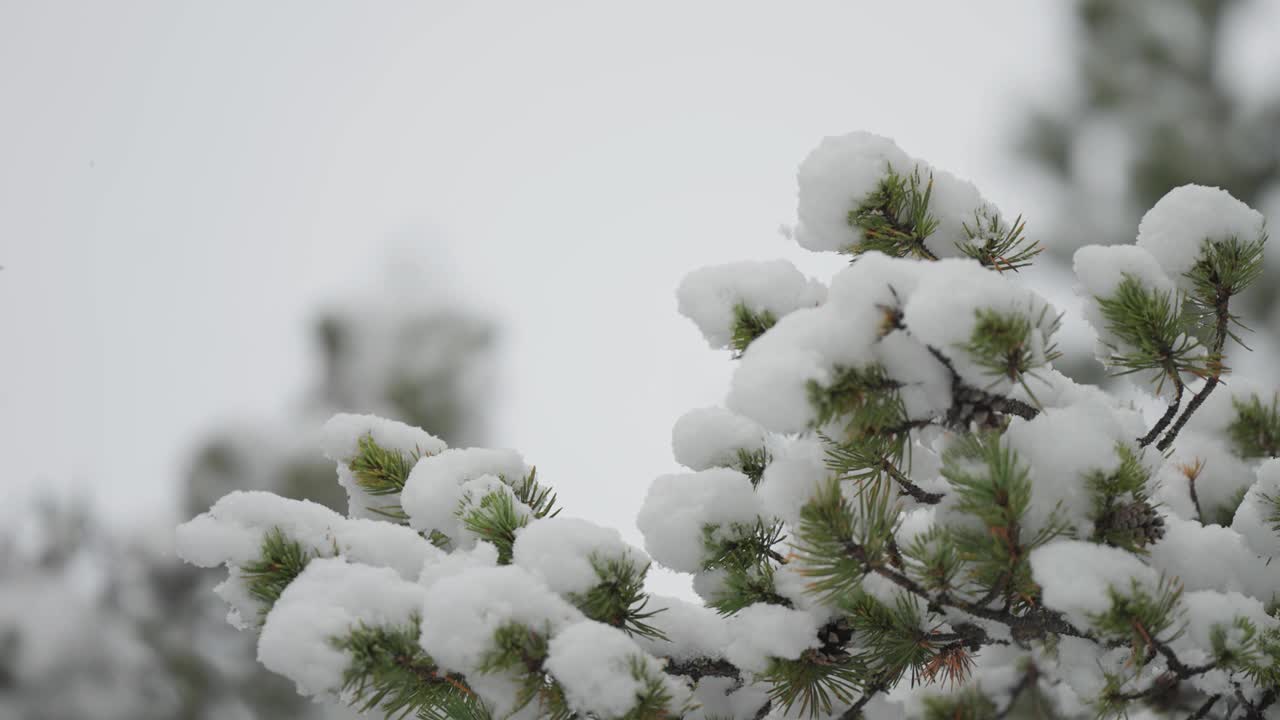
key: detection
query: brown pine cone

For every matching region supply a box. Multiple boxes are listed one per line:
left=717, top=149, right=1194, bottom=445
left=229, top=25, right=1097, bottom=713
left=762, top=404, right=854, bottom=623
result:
left=1099, top=500, right=1166, bottom=548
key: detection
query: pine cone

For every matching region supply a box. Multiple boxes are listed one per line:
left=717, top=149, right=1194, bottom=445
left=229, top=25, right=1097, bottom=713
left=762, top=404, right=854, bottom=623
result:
left=813, top=618, right=853, bottom=663
left=1099, top=500, right=1166, bottom=548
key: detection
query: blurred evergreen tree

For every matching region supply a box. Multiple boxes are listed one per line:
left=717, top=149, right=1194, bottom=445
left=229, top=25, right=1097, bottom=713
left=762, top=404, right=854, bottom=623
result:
left=0, top=296, right=493, bottom=720
left=1020, top=0, right=1280, bottom=385
left=1023, top=0, right=1280, bottom=314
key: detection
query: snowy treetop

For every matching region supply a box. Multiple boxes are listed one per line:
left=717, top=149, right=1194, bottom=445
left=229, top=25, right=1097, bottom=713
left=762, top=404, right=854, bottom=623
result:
left=178, top=131, right=1278, bottom=720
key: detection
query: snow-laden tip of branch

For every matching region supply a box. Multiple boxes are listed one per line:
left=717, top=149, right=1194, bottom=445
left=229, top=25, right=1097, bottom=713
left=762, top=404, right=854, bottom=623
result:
left=1136, top=184, right=1266, bottom=290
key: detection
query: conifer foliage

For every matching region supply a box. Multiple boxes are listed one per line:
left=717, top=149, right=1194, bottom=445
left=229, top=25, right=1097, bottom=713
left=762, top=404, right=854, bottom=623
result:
left=179, top=131, right=1280, bottom=719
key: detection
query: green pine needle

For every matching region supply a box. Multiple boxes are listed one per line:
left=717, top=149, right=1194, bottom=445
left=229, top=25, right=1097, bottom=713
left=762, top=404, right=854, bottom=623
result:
left=1094, top=273, right=1206, bottom=380
left=707, top=561, right=793, bottom=615
left=957, top=207, right=1042, bottom=272
left=510, top=467, right=561, bottom=520
left=730, top=302, right=777, bottom=358
left=620, top=655, right=688, bottom=720
left=334, top=618, right=489, bottom=720
left=941, top=434, right=1069, bottom=607
left=1227, top=392, right=1280, bottom=459
left=807, top=365, right=909, bottom=467
left=843, top=591, right=935, bottom=687
left=347, top=434, right=425, bottom=522
left=349, top=434, right=422, bottom=496
left=793, top=478, right=898, bottom=603
left=239, top=527, right=313, bottom=620
left=572, top=554, right=668, bottom=640
left=847, top=165, right=941, bottom=260
left=900, top=525, right=964, bottom=597
left=960, top=306, right=1061, bottom=397
left=736, top=446, right=771, bottom=486
left=459, top=490, right=529, bottom=564
left=1087, top=574, right=1184, bottom=661
left=702, top=518, right=787, bottom=573
left=759, top=651, right=865, bottom=719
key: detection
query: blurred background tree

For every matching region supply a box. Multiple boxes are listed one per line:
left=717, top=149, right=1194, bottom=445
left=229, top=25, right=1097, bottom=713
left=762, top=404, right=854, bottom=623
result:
left=1021, top=0, right=1280, bottom=382
left=0, top=292, right=493, bottom=719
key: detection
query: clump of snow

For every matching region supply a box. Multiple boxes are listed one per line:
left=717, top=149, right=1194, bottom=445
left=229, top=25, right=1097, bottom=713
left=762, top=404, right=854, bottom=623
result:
left=320, top=412, right=447, bottom=464
left=723, top=603, right=821, bottom=673
left=726, top=340, right=829, bottom=433
left=321, top=413, right=448, bottom=520
left=1072, top=244, right=1181, bottom=373
left=175, top=491, right=438, bottom=627
left=794, top=131, right=913, bottom=252
left=690, top=568, right=729, bottom=605
left=176, top=491, right=343, bottom=571
left=772, top=559, right=832, bottom=612
left=257, top=558, right=425, bottom=698
left=632, top=594, right=730, bottom=661
left=1136, top=184, right=1266, bottom=287
left=1233, top=459, right=1280, bottom=557
left=1177, top=590, right=1276, bottom=654
left=637, top=468, right=763, bottom=573
left=512, top=516, right=647, bottom=597
left=724, top=252, right=948, bottom=434
left=679, top=679, right=774, bottom=720
left=546, top=621, right=689, bottom=718
left=1030, top=540, right=1159, bottom=630
left=451, top=476, right=537, bottom=550
left=924, top=169, right=993, bottom=256
left=400, top=447, right=527, bottom=542
left=418, top=565, right=582, bottom=716
left=1148, top=514, right=1280, bottom=600
left=1001, top=401, right=1150, bottom=537
left=677, top=260, right=826, bottom=349
left=1008, top=367, right=1116, bottom=413
left=418, top=541, right=499, bottom=591
left=671, top=406, right=767, bottom=472
left=332, top=517, right=443, bottom=582
left=826, top=251, right=928, bottom=309
left=176, top=492, right=346, bottom=628
left=725, top=305, right=883, bottom=433
left=902, top=258, right=1057, bottom=395
left=756, top=435, right=831, bottom=528
left=1151, top=432, right=1254, bottom=523
left=875, top=328, right=952, bottom=420
left=1173, top=589, right=1277, bottom=699
left=793, top=132, right=997, bottom=260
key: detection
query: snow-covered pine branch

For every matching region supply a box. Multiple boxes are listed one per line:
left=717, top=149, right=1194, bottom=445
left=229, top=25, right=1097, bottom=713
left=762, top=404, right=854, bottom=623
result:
left=177, top=131, right=1280, bottom=720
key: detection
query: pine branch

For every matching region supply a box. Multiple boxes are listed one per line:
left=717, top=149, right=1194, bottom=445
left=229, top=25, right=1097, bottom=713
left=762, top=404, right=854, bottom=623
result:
left=346, top=434, right=427, bottom=522
left=571, top=555, right=668, bottom=640
left=1138, top=368, right=1184, bottom=448
left=1156, top=233, right=1265, bottom=451
left=730, top=303, right=777, bottom=358
left=957, top=209, right=1042, bottom=273
left=926, top=343, right=1040, bottom=425
left=879, top=458, right=943, bottom=505
left=1157, top=284, right=1231, bottom=451
left=510, top=467, right=561, bottom=520
left=239, top=527, right=313, bottom=620
left=335, top=618, right=487, bottom=720
left=1188, top=694, right=1221, bottom=719
left=846, top=165, right=941, bottom=260
left=459, top=490, right=529, bottom=564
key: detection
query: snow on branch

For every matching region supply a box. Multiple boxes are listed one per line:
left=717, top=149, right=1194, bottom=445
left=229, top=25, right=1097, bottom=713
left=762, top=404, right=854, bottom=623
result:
left=178, top=131, right=1280, bottom=719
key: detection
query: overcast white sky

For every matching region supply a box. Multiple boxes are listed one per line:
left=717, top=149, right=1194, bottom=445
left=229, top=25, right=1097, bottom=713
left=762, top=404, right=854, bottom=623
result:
left=0, top=0, right=1113, bottom=592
